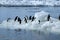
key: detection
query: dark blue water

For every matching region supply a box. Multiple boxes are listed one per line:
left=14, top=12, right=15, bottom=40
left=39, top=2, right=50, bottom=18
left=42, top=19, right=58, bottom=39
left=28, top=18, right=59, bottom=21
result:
left=0, top=7, right=60, bottom=22
left=0, top=28, right=60, bottom=40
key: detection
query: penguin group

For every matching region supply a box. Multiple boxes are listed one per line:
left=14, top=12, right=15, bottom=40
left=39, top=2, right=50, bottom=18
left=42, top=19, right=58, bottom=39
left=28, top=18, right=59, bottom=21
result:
left=7, top=14, right=60, bottom=24
left=6, top=15, right=60, bottom=32
left=13, top=15, right=36, bottom=24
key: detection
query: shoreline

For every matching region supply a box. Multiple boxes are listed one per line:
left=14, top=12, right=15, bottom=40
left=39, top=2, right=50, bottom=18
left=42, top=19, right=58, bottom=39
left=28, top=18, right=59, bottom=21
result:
left=0, top=5, right=60, bottom=7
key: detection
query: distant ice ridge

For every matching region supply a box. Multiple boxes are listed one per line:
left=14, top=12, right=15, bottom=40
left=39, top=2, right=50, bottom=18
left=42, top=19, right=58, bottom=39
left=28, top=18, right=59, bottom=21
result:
left=0, top=11, right=60, bottom=34
left=0, top=0, right=60, bottom=6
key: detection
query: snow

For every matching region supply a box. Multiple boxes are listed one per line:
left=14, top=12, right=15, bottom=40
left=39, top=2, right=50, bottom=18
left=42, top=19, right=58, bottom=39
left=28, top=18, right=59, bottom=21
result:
left=0, top=11, right=60, bottom=35
left=35, top=11, right=49, bottom=22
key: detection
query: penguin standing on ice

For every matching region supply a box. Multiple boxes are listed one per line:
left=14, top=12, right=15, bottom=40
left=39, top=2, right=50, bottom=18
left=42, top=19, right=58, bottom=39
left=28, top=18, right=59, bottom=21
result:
left=7, top=18, right=11, bottom=22
left=29, top=16, right=32, bottom=20
left=31, top=16, right=35, bottom=22
left=25, top=16, right=28, bottom=20
left=38, top=20, right=40, bottom=24
left=59, top=15, right=60, bottom=20
left=14, top=16, right=22, bottom=24
left=24, top=17, right=27, bottom=23
left=47, top=14, right=50, bottom=21
left=14, top=16, right=18, bottom=21
left=18, top=17, right=22, bottom=24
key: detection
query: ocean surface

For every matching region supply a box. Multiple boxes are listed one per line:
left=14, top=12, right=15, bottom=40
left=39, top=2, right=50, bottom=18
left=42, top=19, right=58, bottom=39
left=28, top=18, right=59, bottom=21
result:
left=0, top=7, right=60, bottom=22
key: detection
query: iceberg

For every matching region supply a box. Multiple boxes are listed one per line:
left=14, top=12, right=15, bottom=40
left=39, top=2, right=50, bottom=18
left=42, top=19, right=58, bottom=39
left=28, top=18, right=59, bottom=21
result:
left=0, top=11, right=60, bottom=35
left=0, top=11, right=60, bottom=40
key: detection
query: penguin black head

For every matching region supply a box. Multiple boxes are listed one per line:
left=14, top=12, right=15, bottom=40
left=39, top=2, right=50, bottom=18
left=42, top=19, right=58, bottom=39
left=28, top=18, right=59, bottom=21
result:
left=7, top=18, right=11, bottom=22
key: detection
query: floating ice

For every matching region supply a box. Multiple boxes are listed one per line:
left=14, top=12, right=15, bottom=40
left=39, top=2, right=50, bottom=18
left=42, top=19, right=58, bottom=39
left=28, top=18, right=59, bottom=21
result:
left=0, top=11, right=60, bottom=34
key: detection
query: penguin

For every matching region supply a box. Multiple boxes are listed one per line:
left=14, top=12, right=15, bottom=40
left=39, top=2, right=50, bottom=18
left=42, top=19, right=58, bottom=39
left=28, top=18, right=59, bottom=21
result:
left=47, top=14, right=50, bottom=21
left=24, top=17, right=27, bottom=23
left=7, top=18, right=11, bottom=22
left=18, top=17, right=21, bottom=24
left=25, top=16, right=28, bottom=20
left=38, top=20, right=40, bottom=24
left=31, top=16, right=35, bottom=22
left=29, top=16, right=32, bottom=20
left=14, top=16, right=18, bottom=21
left=59, top=15, right=60, bottom=20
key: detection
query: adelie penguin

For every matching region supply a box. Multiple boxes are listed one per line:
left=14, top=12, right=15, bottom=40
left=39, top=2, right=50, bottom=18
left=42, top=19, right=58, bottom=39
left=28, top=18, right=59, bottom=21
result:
left=7, top=18, right=11, bottom=22
left=47, top=14, right=50, bottom=21
left=18, top=17, right=22, bottom=24
left=25, top=16, right=28, bottom=20
left=14, top=16, right=22, bottom=24
left=14, top=16, right=18, bottom=21
left=24, top=17, right=27, bottom=23
left=29, top=16, right=32, bottom=20
left=31, top=16, right=36, bottom=22
left=38, top=20, right=40, bottom=24
left=59, top=15, right=60, bottom=20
